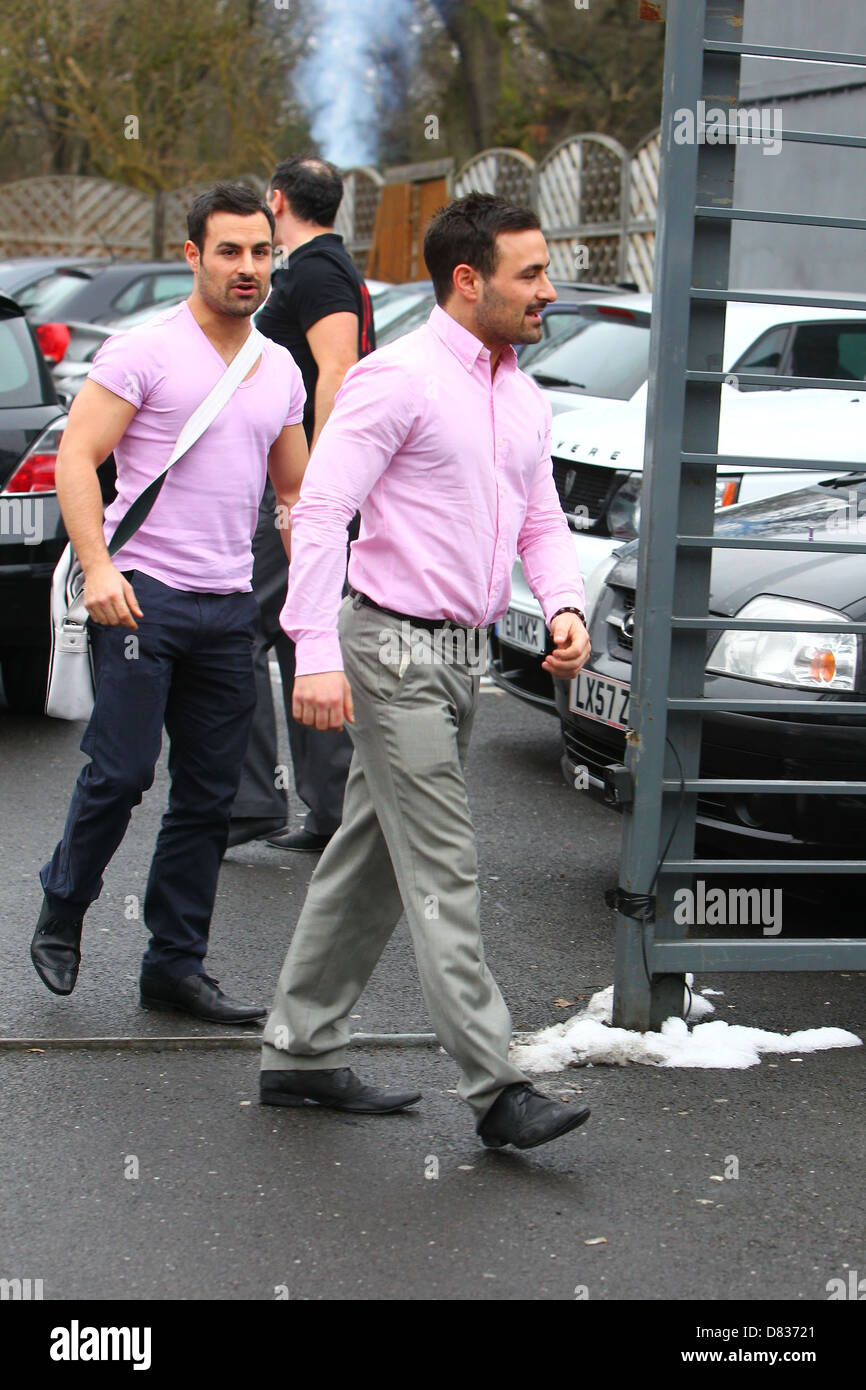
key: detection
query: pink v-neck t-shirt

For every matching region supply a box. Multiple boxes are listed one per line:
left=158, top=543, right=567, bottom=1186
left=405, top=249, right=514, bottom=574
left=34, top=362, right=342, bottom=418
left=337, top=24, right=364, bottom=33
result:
left=90, top=300, right=305, bottom=593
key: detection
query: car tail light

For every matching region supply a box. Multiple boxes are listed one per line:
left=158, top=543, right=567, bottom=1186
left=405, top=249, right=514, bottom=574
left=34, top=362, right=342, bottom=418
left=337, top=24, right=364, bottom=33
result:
left=35, top=322, right=71, bottom=366
left=3, top=419, right=67, bottom=494
left=594, top=306, right=636, bottom=321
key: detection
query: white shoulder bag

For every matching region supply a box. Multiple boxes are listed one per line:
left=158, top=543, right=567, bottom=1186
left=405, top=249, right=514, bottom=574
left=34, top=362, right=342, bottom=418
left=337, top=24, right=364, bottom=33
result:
left=45, top=329, right=264, bottom=721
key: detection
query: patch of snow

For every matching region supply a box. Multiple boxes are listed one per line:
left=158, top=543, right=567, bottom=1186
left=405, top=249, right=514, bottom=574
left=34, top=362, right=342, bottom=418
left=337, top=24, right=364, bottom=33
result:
left=510, top=983, right=861, bottom=1073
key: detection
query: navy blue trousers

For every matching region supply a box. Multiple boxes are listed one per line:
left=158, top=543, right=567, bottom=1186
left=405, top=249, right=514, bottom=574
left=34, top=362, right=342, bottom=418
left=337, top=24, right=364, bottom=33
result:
left=40, top=570, right=258, bottom=980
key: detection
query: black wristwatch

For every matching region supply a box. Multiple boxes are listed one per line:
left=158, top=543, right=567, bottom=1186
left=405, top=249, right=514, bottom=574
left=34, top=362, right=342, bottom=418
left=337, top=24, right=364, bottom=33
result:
left=550, top=606, right=587, bottom=628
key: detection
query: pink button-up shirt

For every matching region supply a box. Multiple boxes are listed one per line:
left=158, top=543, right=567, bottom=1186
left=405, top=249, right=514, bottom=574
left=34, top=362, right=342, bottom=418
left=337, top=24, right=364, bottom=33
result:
left=283, top=304, right=586, bottom=674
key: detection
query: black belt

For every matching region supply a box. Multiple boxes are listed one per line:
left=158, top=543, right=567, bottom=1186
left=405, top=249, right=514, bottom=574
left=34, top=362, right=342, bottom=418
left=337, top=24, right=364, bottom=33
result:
left=349, top=588, right=482, bottom=634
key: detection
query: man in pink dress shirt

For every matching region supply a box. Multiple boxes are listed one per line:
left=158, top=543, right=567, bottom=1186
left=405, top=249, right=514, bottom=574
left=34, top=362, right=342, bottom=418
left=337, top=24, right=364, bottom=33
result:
left=259, top=193, right=593, bottom=1151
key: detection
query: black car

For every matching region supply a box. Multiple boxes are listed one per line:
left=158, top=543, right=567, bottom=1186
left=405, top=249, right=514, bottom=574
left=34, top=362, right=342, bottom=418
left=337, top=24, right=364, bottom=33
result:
left=0, top=294, right=69, bottom=711
left=557, top=476, right=866, bottom=854
left=0, top=295, right=116, bottom=714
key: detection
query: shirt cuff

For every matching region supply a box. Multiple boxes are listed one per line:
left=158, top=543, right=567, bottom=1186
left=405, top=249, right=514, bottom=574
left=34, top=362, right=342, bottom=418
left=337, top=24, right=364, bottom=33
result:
left=291, top=630, right=345, bottom=677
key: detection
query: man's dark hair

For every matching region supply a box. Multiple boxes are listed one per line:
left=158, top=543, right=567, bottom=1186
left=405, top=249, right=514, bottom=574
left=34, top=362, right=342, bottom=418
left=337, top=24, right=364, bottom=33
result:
left=269, top=156, right=344, bottom=227
left=423, top=193, right=542, bottom=305
left=187, top=182, right=275, bottom=253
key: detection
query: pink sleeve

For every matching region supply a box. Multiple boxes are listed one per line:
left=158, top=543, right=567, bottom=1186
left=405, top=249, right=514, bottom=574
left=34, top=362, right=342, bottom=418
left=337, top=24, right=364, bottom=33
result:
left=283, top=359, right=306, bottom=428
left=87, top=331, right=153, bottom=408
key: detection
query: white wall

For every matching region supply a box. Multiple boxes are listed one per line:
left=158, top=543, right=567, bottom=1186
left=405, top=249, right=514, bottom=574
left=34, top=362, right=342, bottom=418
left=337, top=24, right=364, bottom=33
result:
left=729, top=0, right=866, bottom=291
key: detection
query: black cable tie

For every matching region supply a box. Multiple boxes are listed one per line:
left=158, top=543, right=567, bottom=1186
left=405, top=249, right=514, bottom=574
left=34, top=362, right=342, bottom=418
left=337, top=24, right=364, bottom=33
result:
left=604, top=887, right=656, bottom=924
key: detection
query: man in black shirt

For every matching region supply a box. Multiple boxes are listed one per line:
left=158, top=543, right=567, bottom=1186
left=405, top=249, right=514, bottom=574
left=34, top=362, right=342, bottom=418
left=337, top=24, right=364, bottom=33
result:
left=227, top=157, right=375, bottom=853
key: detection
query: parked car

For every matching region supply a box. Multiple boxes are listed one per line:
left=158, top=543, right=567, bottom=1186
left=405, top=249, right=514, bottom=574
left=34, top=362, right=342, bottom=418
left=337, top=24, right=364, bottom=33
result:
left=0, top=258, right=107, bottom=311
left=372, top=281, right=435, bottom=338
left=556, top=473, right=866, bottom=854
left=0, top=293, right=68, bottom=712
left=25, top=260, right=193, bottom=331
left=519, top=290, right=866, bottom=417
left=490, top=386, right=866, bottom=712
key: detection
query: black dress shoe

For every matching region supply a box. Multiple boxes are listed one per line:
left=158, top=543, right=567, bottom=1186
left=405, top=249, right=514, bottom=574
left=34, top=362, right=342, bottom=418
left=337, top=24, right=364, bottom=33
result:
left=139, top=972, right=267, bottom=1024
left=265, top=828, right=334, bottom=852
left=477, top=1083, right=591, bottom=1151
left=225, top=817, right=287, bottom=849
left=260, top=1066, right=421, bottom=1113
left=30, top=899, right=84, bottom=996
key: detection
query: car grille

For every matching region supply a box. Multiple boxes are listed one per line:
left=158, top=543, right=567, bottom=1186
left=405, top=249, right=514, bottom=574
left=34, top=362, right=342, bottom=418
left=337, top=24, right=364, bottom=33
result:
left=551, top=458, right=618, bottom=521
left=563, top=722, right=625, bottom=784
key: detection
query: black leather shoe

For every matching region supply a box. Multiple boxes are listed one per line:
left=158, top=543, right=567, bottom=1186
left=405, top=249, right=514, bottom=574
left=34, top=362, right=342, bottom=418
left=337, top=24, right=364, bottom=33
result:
left=260, top=1066, right=421, bottom=1113
left=477, top=1083, right=591, bottom=1151
left=265, top=828, right=334, bottom=852
left=30, top=899, right=83, bottom=996
left=225, top=817, right=287, bottom=849
left=139, top=972, right=267, bottom=1024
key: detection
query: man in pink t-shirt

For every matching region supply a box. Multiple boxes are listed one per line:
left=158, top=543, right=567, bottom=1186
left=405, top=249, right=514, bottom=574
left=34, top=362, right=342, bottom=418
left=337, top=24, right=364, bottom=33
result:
left=32, top=183, right=308, bottom=1024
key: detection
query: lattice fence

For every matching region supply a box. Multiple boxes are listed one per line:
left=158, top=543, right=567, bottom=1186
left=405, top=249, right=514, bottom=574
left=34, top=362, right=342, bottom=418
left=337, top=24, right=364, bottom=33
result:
left=0, top=131, right=660, bottom=284
left=626, top=128, right=660, bottom=291
left=453, top=148, right=536, bottom=205
left=452, top=129, right=660, bottom=289
left=0, top=178, right=154, bottom=258
left=334, top=167, right=385, bottom=269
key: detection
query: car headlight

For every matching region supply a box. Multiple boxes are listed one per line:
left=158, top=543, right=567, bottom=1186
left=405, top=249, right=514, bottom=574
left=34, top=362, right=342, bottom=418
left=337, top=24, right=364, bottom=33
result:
left=706, top=596, right=858, bottom=690
left=607, top=475, right=641, bottom=539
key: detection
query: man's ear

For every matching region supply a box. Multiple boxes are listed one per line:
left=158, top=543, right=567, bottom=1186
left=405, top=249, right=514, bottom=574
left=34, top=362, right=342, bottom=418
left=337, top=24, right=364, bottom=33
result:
left=452, top=263, right=481, bottom=303
left=183, top=239, right=200, bottom=273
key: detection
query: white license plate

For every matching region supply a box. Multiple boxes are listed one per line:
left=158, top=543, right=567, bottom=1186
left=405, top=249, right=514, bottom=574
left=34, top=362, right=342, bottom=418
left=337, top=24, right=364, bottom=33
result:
left=497, top=607, right=546, bottom=655
left=570, top=671, right=631, bottom=730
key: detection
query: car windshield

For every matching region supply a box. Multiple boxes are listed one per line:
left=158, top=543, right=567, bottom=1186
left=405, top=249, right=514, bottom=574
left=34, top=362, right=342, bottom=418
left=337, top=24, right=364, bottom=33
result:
left=376, top=292, right=436, bottom=345
left=525, top=317, right=651, bottom=399
left=519, top=312, right=590, bottom=368
left=373, top=286, right=432, bottom=334
left=16, top=269, right=94, bottom=319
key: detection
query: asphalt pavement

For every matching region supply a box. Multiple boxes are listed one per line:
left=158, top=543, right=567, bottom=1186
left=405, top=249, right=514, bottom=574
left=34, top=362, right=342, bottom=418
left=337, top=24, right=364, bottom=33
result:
left=1, top=676, right=864, bottom=1309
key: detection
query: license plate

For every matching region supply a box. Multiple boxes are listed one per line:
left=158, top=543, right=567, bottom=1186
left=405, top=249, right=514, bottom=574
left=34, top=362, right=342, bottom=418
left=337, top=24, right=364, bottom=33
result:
left=570, top=671, right=631, bottom=730
left=497, top=607, right=546, bottom=655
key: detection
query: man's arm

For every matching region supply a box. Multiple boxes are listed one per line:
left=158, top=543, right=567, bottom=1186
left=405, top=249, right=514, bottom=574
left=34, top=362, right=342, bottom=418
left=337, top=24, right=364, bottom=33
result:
left=518, top=409, right=590, bottom=680
left=267, top=422, right=309, bottom=564
left=306, top=311, right=359, bottom=449
left=55, top=378, right=143, bottom=628
left=282, top=355, right=417, bottom=731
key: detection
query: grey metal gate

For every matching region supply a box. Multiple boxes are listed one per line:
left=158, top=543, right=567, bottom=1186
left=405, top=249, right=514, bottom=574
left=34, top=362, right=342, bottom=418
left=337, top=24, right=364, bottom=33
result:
left=612, top=0, right=866, bottom=1030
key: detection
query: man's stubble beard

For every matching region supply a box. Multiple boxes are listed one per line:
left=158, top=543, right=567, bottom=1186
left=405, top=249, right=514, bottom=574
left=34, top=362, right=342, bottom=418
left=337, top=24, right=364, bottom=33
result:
left=476, top=281, right=542, bottom=347
left=196, top=262, right=267, bottom=319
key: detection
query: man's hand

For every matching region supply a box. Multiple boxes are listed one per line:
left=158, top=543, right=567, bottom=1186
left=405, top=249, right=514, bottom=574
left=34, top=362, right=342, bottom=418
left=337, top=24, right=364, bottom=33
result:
left=542, top=613, right=591, bottom=680
left=292, top=672, right=355, bottom=731
left=83, top=560, right=142, bottom=629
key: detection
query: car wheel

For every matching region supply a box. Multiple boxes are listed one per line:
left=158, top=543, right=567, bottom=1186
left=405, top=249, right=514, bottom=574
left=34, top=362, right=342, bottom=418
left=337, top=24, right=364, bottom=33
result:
left=1, top=648, right=50, bottom=714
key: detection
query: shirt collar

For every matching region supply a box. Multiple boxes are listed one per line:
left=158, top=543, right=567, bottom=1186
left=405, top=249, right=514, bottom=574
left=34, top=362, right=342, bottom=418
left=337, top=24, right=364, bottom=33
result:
left=428, top=303, right=518, bottom=375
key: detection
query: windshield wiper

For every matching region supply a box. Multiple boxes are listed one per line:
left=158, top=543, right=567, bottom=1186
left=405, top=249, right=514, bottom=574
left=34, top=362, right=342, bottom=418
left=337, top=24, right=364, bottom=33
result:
left=531, top=372, right=586, bottom=389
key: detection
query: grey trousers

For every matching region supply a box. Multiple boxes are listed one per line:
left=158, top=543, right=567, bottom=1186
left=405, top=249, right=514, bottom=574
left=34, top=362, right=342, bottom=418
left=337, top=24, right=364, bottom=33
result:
left=232, top=499, right=352, bottom=834
left=261, top=596, right=529, bottom=1122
